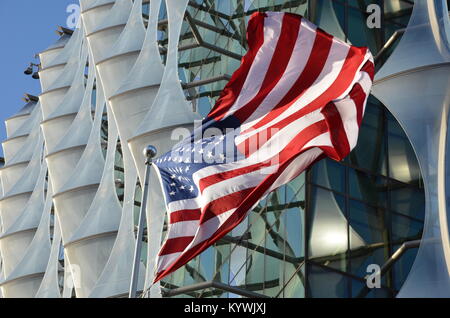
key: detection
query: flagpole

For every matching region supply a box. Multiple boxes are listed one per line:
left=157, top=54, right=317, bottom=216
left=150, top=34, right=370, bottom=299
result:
left=129, top=145, right=157, bottom=298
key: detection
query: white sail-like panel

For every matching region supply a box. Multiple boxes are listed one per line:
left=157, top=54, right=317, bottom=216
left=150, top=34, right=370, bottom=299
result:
left=377, top=0, right=450, bottom=80
left=88, top=169, right=145, bottom=298
left=39, top=65, right=67, bottom=94
left=50, top=63, right=107, bottom=297
left=372, top=0, right=450, bottom=297
left=64, top=115, right=122, bottom=298
left=0, top=99, right=43, bottom=238
left=44, top=46, right=92, bottom=193
left=62, top=250, right=74, bottom=298
left=4, top=99, right=37, bottom=139
left=84, top=0, right=133, bottom=64
left=40, top=49, right=86, bottom=122
left=39, top=22, right=107, bottom=299
left=7, top=102, right=40, bottom=141
left=86, top=0, right=157, bottom=298
left=0, top=164, right=27, bottom=195
left=39, top=33, right=71, bottom=70
left=45, top=28, right=84, bottom=70
left=53, top=71, right=105, bottom=245
left=109, top=0, right=164, bottom=154
left=0, top=177, right=53, bottom=298
left=39, top=29, right=84, bottom=96
left=4, top=128, right=41, bottom=170
left=0, top=143, right=45, bottom=281
left=82, top=1, right=116, bottom=38
left=96, top=0, right=145, bottom=100
left=2, top=136, right=28, bottom=165
left=39, top=27, right=84, bottom=124
left=2, top=103, right=41, bottom=166
left=80, top=0, right=102, bottom=11
left=47, top=77, right=93, bottom=155
left=0, top=138, right=44, bottom=231
left=0, top=163, right=47, bottom=244
left=35, top=214, right=63, bottom=298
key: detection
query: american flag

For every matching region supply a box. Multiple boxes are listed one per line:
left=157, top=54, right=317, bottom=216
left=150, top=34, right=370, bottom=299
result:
left=152, top=12, right=374, bottom=283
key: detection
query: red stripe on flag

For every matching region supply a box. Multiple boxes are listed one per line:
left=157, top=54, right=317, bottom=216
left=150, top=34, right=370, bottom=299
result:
left=237, top=117, right=329, bottom=158
left=232, top=13, right=302, bottom=123
left=170, top=209, right=202, bottom=224
left=249, top=46, right=368, bottom=138
left=349, top=83, right=368, bottom=127
left=361, top=60, right=375, bottom=81
left=321, top=101, right=350, bottom=161
left=199, top=188, right=255, bottom=225
left=243, top=27, right=333, bottom=132
left=207, top=12, right=266, bottom=121
left=198, top=161, right=272, bottom=192
left=158, top=236, right=195, bottom=256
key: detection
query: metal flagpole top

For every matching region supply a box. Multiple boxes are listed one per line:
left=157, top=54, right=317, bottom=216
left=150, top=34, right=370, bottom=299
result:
left=143, top=145, right=157, bottom=164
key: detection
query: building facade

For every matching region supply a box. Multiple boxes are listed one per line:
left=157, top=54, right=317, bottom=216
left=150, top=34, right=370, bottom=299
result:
left=0, top=0, right=449, bottom=298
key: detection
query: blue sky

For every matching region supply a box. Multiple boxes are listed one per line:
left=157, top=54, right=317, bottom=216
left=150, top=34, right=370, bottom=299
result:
left=0, top=0, right=76, bottom=156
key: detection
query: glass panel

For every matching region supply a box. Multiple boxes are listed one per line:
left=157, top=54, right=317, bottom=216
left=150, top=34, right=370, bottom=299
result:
left=389, top=181, right=425, bottom=221
left=263, top=254, right=283, bottom=297
left=312, top=158, right=346, bottom=193
left=391, top=213, right=423, bottom=243
left=349, top=168, right=388, bottom=208
left=349, top=100, right=388, bottom=176
left=197, top=246, right=215, bottom=281
left=392, top=244, right=419, bottom=292
left=387, top=111, right=422, bottom=184
left=307, top=263, right=350, bottom=298
left=348, top=200, right=389, bottom=281
left=214, top=243, right=231, bottom=285
left=308, top=187, right=348, bottom=272
left=347, top=4, right=379, bottom=54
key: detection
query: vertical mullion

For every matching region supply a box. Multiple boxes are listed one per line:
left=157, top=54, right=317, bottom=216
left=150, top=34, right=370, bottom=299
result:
left=304, top=169, right=312, bottom=298
left=345, top=163, right=352, bottom=297
left=344, top=0, right=349, bottom=42
left=283, top=186, right=288, bottom=297
left=384, top=105, right=394, bottom=294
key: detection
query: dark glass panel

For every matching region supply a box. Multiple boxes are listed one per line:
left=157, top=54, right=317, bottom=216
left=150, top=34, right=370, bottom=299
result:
left=285, top=207, right=304, bottom=257
left=347, top=4, right=380, bottom=54
left=349, top=168, right=388, bottom=208
left=307, top=263, right=350, bottom=298
left=389, top=181, right=425, bottom=221
left=348, top=200, right=389, bottom=280
left=390, top=213, right=423, bottom=243
left=392, top=244, right=419, bottom=292
left=350, top=100, right=388, bottom=176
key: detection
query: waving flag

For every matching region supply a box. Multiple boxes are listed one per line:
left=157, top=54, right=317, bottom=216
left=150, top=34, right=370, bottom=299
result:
left=152, top=11, right=374, bottom=283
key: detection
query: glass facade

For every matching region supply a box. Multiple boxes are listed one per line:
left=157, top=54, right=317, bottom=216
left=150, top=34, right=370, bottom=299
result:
left=136, top=0, right=425, bottom=298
